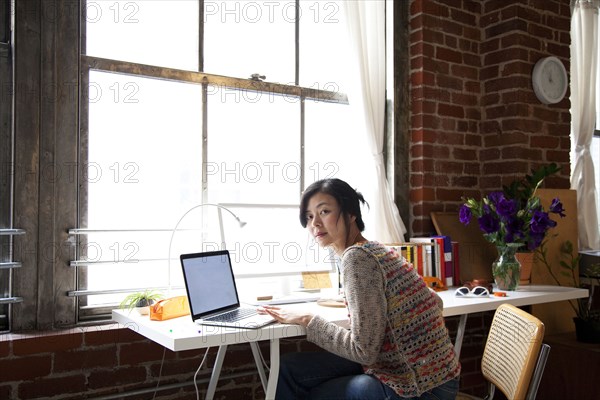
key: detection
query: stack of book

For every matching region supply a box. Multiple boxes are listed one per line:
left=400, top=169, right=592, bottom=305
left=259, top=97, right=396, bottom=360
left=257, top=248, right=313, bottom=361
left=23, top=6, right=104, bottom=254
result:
left=387, top=236, right=460, bottom=287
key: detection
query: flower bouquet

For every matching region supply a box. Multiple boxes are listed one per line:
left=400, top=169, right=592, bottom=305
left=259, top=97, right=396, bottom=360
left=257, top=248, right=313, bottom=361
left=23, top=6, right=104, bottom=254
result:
left=459, top=163, right=565, bottom=290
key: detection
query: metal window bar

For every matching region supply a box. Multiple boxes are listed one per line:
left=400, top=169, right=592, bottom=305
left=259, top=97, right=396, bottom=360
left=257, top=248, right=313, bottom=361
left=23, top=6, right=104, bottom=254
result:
left=0, top=229, right=26, bottom=307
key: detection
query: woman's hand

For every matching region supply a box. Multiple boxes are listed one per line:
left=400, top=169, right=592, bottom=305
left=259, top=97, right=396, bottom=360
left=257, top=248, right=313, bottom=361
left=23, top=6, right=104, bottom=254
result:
left=258, top=305, right=314, bottom=327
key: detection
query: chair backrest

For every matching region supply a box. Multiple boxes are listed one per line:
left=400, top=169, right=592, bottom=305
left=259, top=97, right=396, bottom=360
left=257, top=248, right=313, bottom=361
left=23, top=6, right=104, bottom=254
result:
left=481, top=303, right=546, bottom=400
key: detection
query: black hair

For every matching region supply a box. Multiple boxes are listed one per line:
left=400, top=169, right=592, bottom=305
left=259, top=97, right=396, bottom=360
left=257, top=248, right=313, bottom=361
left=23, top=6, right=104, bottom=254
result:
left=299, top=178, right=369, bottom=231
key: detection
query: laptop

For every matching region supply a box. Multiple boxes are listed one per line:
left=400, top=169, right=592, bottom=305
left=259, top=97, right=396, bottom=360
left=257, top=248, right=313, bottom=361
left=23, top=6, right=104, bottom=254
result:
left=180, top=250, right=276, bottom=329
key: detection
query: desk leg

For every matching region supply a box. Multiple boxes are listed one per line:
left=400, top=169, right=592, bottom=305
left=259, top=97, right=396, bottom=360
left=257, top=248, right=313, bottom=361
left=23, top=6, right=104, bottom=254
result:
left=454, top=314, right=467, bottom=359
left=264, top=338, right=280, bottom=400
left=250, top=341, right=268, bottom=392
left=206, top=344, right=227, bottom=400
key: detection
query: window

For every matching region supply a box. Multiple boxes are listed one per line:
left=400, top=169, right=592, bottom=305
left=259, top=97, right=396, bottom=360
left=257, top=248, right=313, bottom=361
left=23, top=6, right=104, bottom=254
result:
left=71, top=0, right=370, bottom=321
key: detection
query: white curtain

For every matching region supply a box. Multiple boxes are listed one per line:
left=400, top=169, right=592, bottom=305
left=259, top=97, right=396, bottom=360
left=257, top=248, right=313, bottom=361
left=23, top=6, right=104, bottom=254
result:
left=343, top=0, right=407, bottom=243
left=571, top=0, right=600, bottom=250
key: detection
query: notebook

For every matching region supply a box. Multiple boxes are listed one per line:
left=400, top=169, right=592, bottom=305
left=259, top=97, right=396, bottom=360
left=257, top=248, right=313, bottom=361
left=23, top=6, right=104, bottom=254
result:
left=180, top=250, right=276, bottom=329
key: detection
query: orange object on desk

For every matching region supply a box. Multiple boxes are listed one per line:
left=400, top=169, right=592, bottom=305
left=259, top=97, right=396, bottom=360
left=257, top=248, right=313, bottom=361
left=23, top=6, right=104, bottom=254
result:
left=422, top=276, right=446, bottom=292
left=494, top=291, right=507, bottom=297
left=150, top=296, right=191, bottom=321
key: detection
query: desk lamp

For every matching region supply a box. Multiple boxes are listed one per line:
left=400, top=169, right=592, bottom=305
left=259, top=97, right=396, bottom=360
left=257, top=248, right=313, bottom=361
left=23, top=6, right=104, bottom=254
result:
left=167, top=203, right=246, bottom=294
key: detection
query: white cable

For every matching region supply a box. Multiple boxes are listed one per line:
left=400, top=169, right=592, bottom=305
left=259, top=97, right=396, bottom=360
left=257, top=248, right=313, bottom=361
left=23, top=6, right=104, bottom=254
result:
left=258, top=345, right=270, bottom=373
left=194, top=347, right=212, bottom=400
left=151, top=347, right=167, bottom=400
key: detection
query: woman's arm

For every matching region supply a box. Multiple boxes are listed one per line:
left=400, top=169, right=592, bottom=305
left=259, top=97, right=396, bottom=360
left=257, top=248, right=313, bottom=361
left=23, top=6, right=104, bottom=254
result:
left=306, top=247, right=387, bottom=365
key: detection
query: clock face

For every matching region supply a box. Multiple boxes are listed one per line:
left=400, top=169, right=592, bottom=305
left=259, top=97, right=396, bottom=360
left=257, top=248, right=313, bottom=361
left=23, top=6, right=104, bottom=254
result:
left=532, top=57, right=568, bottom=104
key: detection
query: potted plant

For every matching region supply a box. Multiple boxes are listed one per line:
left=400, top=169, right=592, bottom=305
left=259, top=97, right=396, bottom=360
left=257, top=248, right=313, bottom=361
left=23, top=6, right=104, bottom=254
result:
left=538, top=240, right=600, bottom=343
left=459, top=163, right=565, bottom=290
left=119, top=289, right=164, bottom=315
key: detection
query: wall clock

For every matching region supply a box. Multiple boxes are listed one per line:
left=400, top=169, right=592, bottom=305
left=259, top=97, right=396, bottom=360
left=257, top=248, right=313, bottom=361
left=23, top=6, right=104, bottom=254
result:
left=532, top=56, right=568, bottom=104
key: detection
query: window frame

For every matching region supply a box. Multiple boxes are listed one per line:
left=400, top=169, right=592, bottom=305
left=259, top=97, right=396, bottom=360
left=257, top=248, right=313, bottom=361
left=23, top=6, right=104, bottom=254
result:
left=72, top=1, right=348, bottom=322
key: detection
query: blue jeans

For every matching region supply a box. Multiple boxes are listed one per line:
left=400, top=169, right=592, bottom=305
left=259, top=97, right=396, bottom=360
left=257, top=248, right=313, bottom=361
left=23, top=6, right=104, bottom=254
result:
left=275, top=351, right=459, bottom=400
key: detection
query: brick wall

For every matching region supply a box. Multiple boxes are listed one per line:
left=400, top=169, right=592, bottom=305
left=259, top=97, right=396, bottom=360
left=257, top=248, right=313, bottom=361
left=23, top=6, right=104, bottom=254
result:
left=0, top=326, right=322, bottom=400
left=409, top=0, right=572, bottom=237
left=407, top=0, right=572, bottom=397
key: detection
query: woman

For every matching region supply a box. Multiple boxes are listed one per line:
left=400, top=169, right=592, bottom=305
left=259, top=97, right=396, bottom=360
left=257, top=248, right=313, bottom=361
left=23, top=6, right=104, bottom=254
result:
left=262, top=178, right=460, bottom=399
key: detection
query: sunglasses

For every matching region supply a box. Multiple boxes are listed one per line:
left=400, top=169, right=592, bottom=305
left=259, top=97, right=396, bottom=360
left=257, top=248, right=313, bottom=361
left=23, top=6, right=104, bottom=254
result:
left=454, top=286, right=490, bottom=297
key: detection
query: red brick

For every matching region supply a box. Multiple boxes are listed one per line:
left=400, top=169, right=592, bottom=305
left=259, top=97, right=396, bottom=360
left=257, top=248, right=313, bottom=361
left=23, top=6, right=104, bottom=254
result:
left=450, top=8, right=477, bottom=26
left=501, top=146, right=542, bottom=160
left=501, top=32, right=542, bottom=51
left=500, top=118, right=544, bottom=134
left=482, top=161, right=528, bottom=175
left=435, top=188, right=466, bottom=202
left=483, top=131, right=528, bottom=147
left=409, top=188, right=436, bottom=202
left=452, top=176, right=478, bottom=188
left=438, top=103, right=465, bottom=118
left=12, top=332, right=83, bottom=356
left=54, top=347, right=118, bottom=373
left=480, top=148, right=500, bottom=161
left=436, top=47, right=463, bottom=64
left=84, top=326, right=143, bottom=346
left=0, top=339, right=9, bottom=357
left=18, top=375, right=87, bottom=399
left=410, top=158, right=435, bottom=173
left=87, top=366, right=147, bottom=389
left=0, top=355, right=52, bottom=381
left=546, top=150, right=570, bottom=163
left=119, top=340, right=166, bottom=366
left=453, top=147, right=478, bottom=161
left=0, top=384, right=12, bottom=400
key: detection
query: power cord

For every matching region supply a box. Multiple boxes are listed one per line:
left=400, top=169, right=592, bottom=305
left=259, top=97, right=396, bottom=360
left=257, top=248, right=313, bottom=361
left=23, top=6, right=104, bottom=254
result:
left=194, top=347, right=212, bottom=400
left=151, top=347, right=167, bottom=400
left=151, top=346, right=211, bottom=400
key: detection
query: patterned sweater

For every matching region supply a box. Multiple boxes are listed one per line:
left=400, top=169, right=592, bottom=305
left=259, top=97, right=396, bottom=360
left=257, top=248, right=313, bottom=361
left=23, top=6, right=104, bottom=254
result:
left=306, top=241, right=461, bottom=397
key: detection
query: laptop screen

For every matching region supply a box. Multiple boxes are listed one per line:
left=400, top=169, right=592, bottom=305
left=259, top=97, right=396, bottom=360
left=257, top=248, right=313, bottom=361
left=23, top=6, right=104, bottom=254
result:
left=181, top=250, right=240, bottom=318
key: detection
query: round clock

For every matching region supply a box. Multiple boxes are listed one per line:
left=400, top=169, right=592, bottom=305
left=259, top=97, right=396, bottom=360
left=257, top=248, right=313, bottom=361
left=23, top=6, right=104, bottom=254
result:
left=532, top=56, right=568, bottom=104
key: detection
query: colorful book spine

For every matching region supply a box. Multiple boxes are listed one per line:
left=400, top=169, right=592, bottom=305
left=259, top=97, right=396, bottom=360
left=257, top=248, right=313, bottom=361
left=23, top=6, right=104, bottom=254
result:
left=433, top=235, right=453, bottom=287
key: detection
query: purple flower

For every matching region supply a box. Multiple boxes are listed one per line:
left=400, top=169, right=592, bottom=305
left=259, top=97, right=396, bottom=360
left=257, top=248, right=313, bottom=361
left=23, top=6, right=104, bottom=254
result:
left=488, top=191, right=504, bottom=206
left=505, top=216, right=525, bottom=238
left=478, top=213, right=500, bottom=234
left=530, top=210, right=557, bottom=234
left=549, top=198, right=566, bottom=217
left=528, top=232, right=546, bottom=251
left=459, top=205, right=472, bottom=225
left=496, top=197, right=517, bottom=219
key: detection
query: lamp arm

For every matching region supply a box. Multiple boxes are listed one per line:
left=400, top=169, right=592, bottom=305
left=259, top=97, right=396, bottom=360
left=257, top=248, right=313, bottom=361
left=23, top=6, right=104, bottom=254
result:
left=167, top=203, right=245, bottom=294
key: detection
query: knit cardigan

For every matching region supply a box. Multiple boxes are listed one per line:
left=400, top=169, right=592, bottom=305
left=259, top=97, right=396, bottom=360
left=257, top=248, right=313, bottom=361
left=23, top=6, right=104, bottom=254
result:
left=306, top=241, right=461, bottom=397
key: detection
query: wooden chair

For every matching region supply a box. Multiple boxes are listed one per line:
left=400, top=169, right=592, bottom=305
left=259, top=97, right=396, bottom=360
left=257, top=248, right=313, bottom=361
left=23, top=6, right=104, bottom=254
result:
left=457, top=303, right=551, bottom=400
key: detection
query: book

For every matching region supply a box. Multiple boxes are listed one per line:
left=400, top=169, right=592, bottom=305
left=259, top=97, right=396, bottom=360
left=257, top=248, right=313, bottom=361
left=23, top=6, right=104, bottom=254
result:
left=409, top=237, right=441, bottom=279
left=386, top=242, right=434, bottom=277
left=433, top=235, right=453, bottom=287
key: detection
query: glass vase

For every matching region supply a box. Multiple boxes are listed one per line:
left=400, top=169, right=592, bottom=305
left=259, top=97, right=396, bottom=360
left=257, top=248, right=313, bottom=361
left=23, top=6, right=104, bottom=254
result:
left=492, top=243, right=522, bottom=291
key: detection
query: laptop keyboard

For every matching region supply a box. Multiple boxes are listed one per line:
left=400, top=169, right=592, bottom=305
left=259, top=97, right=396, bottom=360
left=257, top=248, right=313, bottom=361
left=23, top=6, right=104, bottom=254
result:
left=205, top=308, right=257, bottom=323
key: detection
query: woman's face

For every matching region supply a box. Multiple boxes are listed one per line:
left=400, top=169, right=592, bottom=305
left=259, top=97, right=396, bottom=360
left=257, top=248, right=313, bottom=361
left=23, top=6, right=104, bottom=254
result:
left=304, top=192, right=348, bottom=252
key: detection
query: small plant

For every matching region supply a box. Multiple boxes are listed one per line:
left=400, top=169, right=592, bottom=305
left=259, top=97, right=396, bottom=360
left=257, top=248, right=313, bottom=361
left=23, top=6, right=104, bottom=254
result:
left=119, top=289, right=164, bottom=312
left=537, top=240, right=600, bottom=322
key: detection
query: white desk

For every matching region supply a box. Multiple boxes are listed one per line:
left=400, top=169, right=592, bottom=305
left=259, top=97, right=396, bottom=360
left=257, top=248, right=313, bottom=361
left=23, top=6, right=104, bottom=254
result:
left=112, top=285, right=588, bottom=400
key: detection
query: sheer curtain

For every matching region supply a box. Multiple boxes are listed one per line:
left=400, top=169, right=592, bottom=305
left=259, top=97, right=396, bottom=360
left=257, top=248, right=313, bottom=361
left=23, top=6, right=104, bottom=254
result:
left=343, top=0, right=407, bottom=244
left=571, top=0, right=600, bottom=250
